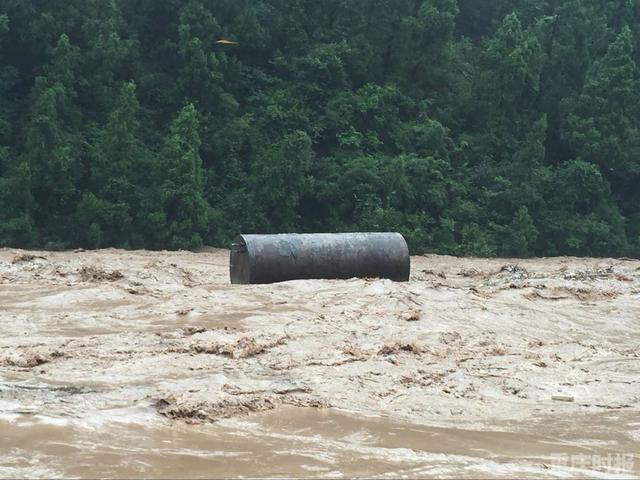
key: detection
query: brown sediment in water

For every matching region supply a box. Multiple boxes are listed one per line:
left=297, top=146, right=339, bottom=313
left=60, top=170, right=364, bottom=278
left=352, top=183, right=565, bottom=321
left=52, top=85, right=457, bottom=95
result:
left=0, top=248, right=639, bottom=478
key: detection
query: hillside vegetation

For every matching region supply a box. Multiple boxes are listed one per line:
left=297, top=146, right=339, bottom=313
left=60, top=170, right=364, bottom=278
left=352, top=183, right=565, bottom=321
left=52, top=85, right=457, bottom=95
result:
left=0, top=0, right=638, bottom=256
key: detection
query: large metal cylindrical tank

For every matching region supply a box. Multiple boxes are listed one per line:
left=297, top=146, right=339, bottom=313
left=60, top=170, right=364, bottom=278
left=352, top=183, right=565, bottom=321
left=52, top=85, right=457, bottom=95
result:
left=230, top=233, right=410, bottom=284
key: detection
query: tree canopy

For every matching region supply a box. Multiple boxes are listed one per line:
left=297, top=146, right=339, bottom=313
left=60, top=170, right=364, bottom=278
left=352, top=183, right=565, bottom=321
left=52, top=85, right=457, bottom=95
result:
left=0, top=0, right=638, bottom=257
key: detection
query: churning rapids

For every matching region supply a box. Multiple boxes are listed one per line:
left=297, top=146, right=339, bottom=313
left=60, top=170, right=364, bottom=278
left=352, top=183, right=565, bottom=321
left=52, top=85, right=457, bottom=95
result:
left=0, top=248, right=639, bottom=478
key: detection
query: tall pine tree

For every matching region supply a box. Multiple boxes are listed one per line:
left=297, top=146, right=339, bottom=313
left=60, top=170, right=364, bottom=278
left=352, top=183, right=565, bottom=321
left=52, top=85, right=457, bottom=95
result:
left=157, top=103, right=209, bottom=249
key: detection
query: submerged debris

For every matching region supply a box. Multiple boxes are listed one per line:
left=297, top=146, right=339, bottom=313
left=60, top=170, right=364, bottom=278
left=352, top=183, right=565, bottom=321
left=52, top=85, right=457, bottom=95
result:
left=459, top=268, right=482, bottom=278
left=563, top=266, right=614, bottom=281
left=1, top=350, right=64, bottom=368
left=182, top=335, right=288, bottom=359
left=498, top=264, right=529, bottom=280
left=78, top=265, right=124, bottom=282
left=154, top=390, right=326, bottom=424
left=378, top=342, right=423, bottom=355
left=400, top=309, right=421, bottom=322
left=11, top=253, right=47, bottom=264
left=552, top=394, right=575, bottom=402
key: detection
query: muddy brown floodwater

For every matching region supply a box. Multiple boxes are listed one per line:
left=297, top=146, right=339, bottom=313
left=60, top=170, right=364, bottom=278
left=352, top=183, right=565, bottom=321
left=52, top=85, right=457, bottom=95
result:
left=0, top=248, right=639, bottom=478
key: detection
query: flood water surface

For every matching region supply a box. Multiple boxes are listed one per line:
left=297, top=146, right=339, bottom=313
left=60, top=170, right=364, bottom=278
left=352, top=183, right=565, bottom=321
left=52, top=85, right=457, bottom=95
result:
left=1, top=249, right=639, bottom=478
left=1, top=406, right=638, bottom=478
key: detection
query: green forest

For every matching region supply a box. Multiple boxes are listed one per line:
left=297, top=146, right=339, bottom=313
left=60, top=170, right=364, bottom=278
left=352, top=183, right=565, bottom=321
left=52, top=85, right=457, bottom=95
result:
left=0, top=0, right=638, bottom=257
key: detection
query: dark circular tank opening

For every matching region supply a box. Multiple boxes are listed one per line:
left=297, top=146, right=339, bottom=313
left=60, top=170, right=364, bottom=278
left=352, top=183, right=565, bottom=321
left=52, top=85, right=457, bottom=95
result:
left=229, top=236, right=251, bottom=284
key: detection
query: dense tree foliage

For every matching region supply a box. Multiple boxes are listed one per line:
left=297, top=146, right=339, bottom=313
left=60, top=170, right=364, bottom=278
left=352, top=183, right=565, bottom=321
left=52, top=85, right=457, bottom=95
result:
left=0, top=0, right=638, bottom=256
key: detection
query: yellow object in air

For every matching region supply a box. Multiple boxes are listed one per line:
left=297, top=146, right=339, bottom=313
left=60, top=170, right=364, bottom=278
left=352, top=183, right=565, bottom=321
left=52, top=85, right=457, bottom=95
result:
left=216, top=39, right=238, bottom=45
